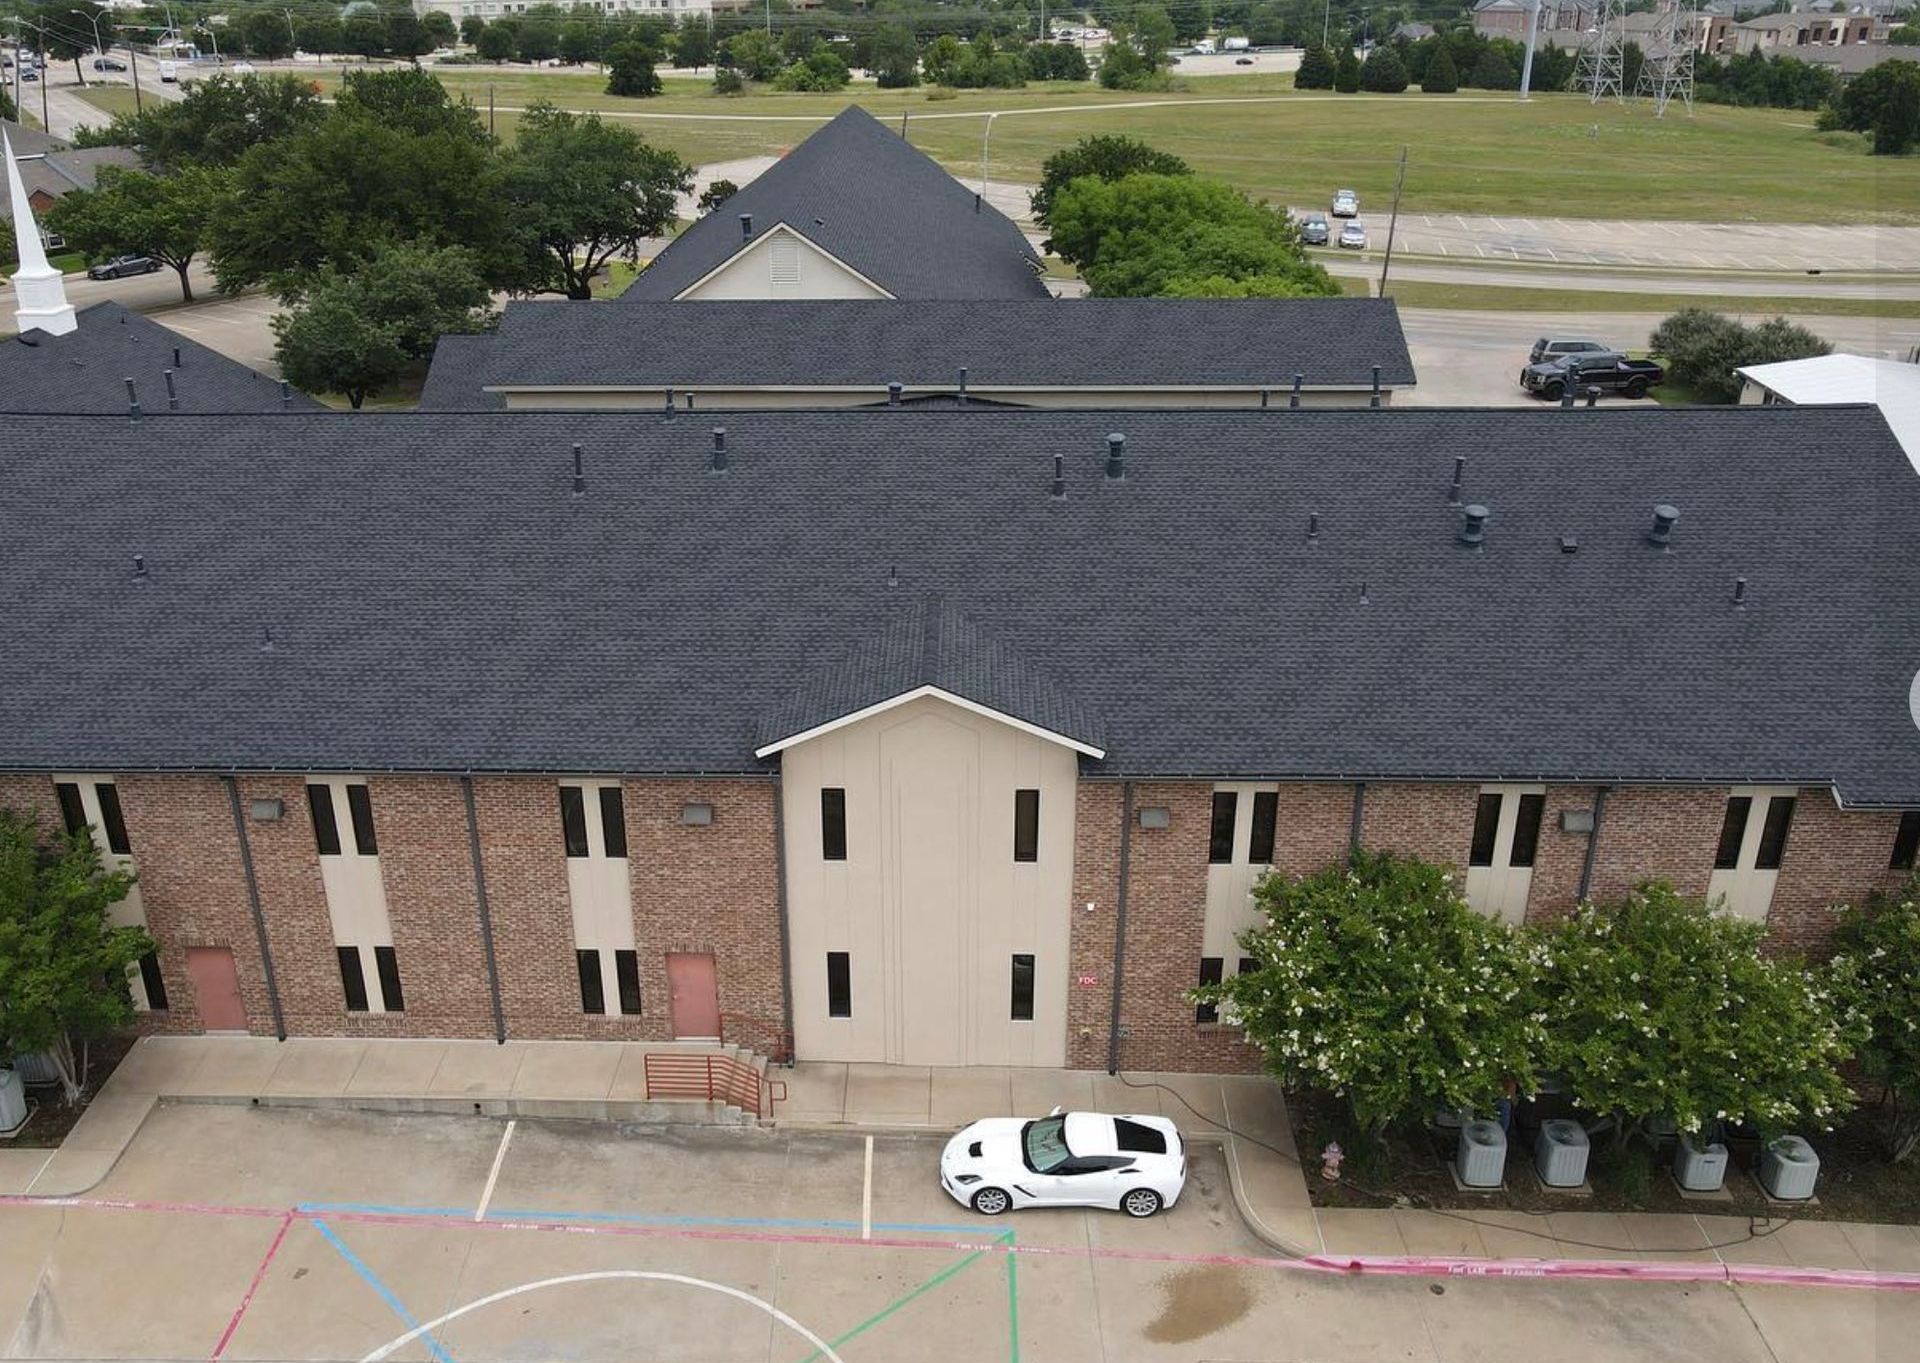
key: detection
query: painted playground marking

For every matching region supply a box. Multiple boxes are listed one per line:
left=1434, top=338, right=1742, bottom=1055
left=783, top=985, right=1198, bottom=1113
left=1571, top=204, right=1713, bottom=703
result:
left=356, top=1271, right=848, bottom=1363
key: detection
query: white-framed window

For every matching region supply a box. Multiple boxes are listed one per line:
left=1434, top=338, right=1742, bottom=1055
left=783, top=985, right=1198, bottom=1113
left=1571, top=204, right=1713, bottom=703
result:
left=308, top=778, right=402, bottom=1013
left=560, top=779, right=640, bottom=1015
left=1708, top=787, right=1797, bottom=923
left=54, top=776, right=163, bottom=1010
left=1464, top=785, right=1546, bottom=924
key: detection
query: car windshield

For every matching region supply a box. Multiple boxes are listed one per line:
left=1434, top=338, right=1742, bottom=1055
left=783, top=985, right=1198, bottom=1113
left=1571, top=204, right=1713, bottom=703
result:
left=1022, top=1117, right=1071, bottom=1172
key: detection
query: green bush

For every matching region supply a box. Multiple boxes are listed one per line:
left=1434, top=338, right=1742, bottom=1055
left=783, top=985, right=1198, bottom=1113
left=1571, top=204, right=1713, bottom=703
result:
left=712, top=66, right=745, bottom=95
left=604, top=42, right=661, bottom=98
left=1423, top=43, right=1457, bottom=94
left=1361, top=46, right=1409, bottom=93
left=1832, top=876, right=1920, bottom=1161
left=1199, top=852, right=1545, bottom=1141
left=774, top=48, right=850, bottom=91
left=1823, top=59, right=1920, bottom=154
left=1649, top=308, right=1830, bottom=402
left=1030, top=133, right=1191, bottom=229
left=1295, top=45, right=1336, bottom=89
left=1334, top=46, right=1361, bottom=92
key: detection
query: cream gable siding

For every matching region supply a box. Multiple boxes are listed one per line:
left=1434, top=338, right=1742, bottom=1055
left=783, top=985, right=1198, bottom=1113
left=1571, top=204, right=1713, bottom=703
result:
left=780, top=693, right=1077, bottom=1067
left=1202, top=782, right=1278, bottom=965
left=675, top=224, right=893, bottom=301
left=55, top=775, right=153, bottom=1010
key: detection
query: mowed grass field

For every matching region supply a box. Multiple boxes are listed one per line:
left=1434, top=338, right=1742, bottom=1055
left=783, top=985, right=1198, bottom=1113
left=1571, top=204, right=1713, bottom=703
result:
left=311, top=64, right=1918, bottom=224
left=72, top=84, right=144, bottom=119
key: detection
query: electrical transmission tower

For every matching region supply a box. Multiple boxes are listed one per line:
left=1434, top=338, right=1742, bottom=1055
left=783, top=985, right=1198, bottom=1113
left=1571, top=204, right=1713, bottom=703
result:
left=1571, top=0, right=1626, bottom=104
left=1634, top=0, right=1697, bottom=117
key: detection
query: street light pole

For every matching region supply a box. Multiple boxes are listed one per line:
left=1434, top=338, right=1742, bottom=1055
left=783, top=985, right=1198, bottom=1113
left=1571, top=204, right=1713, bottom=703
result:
left=979, top=111, right=996, bottom=203
left=1378, top=145, right=1408, bottom=296
left=70, top=8, right=105, bottom=86
left=1519, top=0, right=1542, bottom=98
left=124, top=26, right=140, bottom=110
left=284, top=7, right=297, bottom=60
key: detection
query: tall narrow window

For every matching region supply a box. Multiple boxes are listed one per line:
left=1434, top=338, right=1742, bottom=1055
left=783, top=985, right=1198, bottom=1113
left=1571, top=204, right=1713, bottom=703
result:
left=1237, top=956, right=1259, bottom=978
left=1248, top=791, right=1278, bottom=865
left=309, top=783, right=342, bottom=856
left=1468, top=792, right=1502, bottom=867
left=821, top=788, right=847, bottom=862
left=1208, top=792, right=1238, bottom=864
left=346, top=784, right=378, bottom=856
left=374, top=946, right=405, bottom=1013
left=826, top=951, right=851, bottom=1018
left=615, top=949, right=642, bottom=1015
left=139, top=950, right=168, bottom=1010
left=1013, top=789, right=1040, bottom=863
left=1893, top=811, right=1920, bottom=871
left=1509, top=793, right=1545, bottom=869
left=1755, top=796, right=1795, bottom=871
left=94, top=782, right=131, bottom=856
left=559, top=786, right=589, bottom=858
left=1195, top=957, right=1224, bottom=1024
left=599, top=787, right=628, bottom=859
left=54, top=781, right=86, bottom=838
left=1010, top=953, right=1035, bottom=1021
left=337, top=945, right=369, bottom=1012
left=577, top=948, right=605, bottom=1014
left=1714, top=796, right=1753, bottom=870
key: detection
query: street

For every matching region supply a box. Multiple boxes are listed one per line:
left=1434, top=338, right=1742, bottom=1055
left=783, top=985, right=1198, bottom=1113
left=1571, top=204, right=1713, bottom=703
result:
left=1, top=1103, right=1908, bottom=1362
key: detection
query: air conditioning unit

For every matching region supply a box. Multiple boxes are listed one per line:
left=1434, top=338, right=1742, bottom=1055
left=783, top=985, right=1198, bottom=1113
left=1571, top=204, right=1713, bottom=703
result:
left=1759, top=1135, right=1820, bottom=1201
left=0, top=1067, right=26, bottom=1134
left=1456, top=1119, right=1507, bottom=1188
left=1674, top=1133, right=1728, bottom=1192
left=1534, top=1119, right=1590, bottom=1188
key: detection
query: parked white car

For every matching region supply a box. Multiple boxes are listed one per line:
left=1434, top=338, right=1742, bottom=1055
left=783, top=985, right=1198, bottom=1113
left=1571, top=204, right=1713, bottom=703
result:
left=1332, top=188, right=1360, bottom=217
left=940, top=1110, right=1186, bottom=1218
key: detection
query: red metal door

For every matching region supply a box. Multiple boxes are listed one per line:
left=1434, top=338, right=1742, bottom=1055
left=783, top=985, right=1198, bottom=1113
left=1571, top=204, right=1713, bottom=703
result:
left=185, top=947, right=247, bottom=1032
left=666, top=953, right=720, bottom=1040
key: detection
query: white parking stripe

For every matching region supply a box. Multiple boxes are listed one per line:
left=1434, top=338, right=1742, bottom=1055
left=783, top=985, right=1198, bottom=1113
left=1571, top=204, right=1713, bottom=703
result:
left=861, top=1134, right=873, bottom=1240
left=475, top=1119, right=516, bottom=1222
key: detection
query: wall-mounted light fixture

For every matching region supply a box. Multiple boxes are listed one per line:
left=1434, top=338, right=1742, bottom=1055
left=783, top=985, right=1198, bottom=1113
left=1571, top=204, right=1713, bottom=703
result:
left=681, top=802, right=714, bottom=827
left=1560, top=809, right=1595, bottom=834
left=1138, top=807, right=1171, bottom=830
left=249, top=798, right=285, bottom=822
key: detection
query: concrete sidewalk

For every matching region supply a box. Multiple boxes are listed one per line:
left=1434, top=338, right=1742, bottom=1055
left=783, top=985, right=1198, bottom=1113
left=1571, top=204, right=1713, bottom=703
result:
left=5, top=1035, right=1919, bottom=1277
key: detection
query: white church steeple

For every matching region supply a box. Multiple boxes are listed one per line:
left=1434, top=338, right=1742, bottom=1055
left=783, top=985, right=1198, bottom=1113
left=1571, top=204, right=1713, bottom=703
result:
left=5, top=128, right=76, bottom=337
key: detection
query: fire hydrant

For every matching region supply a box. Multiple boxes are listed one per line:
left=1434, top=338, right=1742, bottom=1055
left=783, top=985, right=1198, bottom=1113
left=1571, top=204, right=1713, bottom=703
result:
left=1320, top=1141, right=1345, bottom=1182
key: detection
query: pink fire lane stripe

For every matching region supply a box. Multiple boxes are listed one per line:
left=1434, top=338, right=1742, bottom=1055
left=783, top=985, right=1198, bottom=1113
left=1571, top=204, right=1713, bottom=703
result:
left=209, top=1210, right=297, bottom=1361
left=6, top=1192, right=1916, bottom=1295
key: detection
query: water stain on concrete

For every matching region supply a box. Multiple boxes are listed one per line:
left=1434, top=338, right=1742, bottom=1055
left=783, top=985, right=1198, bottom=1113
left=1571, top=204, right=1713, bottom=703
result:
left=1141, top=1265, right=1255, bottom=1344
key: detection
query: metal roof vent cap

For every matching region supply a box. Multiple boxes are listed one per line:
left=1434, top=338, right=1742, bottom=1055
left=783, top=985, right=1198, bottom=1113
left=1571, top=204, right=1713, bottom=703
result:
left=571, top=442, right=585, bottom=496
left=887, top=381, right=902, bottom=407
left=1459, top=504, right=1490, bottom=548
left=1105, top=433, right=1125, bottom=480
left=1447, top=455, right=1465, bottom=506
left=1649, top=503, right=1679, bottom=550
left=710, top=427, right=727, bottom=473
left=1049, top=453, right=1065, bottom=500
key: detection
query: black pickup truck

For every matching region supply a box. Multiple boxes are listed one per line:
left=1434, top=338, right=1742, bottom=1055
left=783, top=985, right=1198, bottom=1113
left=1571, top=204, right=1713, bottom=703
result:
left=1519, top=351, right=1665, bottom=401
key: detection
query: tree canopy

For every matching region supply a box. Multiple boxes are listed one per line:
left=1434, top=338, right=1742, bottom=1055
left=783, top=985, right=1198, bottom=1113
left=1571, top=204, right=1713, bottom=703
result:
left=1821, top=59, right=1920, bottom=155
left=89, top=74, right=326, bottom=170
left=1031, top=133, right=1191, bottom=230
left=46, top=164, right=227, bottom=302
left=1831, top=877, right=1920, bottom=1161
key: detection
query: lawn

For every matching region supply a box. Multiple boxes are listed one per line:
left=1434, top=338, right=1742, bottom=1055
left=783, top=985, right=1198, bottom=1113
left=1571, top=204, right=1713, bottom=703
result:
left=323, top=65, right=1919, bottom=225
left=71, top=84, right=144, bottom=120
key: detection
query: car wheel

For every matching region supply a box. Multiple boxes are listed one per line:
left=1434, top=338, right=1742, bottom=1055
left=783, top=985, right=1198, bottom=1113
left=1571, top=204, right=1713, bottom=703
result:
left=1541, top=381, right=1563, bottom=402
left=1121, top=1188, right=1162, bottom=1218
left=971, top=1187, right=1012, bottom=1216
left=1625, top=378, right=1647, bottom=399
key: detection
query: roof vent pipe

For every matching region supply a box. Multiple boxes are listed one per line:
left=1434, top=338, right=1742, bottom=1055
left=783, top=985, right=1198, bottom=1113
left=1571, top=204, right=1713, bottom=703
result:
left=1649, top=504, right=1679, bottom=550
left=887, top=563, right=899, bottom=588
left=172, top=345, right=181, bottom=368
left=1105, top=433, right=1125, bottom=479
left=280, top=380, right=292, bottom=406
left=1260, top=388, right=1270, bottom=410
left=1459, top=503, right=1490, bottom=549
left=739, top=213, right=753, bottom=239
left=1307, top=511, right=1319, bottom=541
left=685, top=391, right=695, bottom=412
left=163, top=368, right=178, bottom=410
left=1049, top=453, right=1065, bottom=500
left=1559, top=379, right=1577, bottom=409
left=571, top=442, right=585, bottom=496
left=710, top=427, right=728, bottom=472
left=957, top=366, right=968, bottom=406
left=887, top=381, right=902, bottom=407
left=1447, top=456, right=1465, bottom=506
left=973, top=192, right=981, bottom=214
left=663, top=387, right=675, bottom=417
left=125, top=377, right=140, bottom=422
left=260, top=625, right=274, bottom=652
left=1290, top=373, right=1303, bottom=409
left=1733, top=576, right=1748, bottom=609
left=131, top=553, right=147, bottom=580
left=1585, top=386, right=1600, bottom=408
left=1370, top=365, right=1382, bottom=409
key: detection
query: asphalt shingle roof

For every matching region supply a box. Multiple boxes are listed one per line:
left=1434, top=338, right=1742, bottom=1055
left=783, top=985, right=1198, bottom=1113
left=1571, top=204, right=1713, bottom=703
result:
left=0, top=302, right=323, bottom=413
left=623, top=106, right=1048, bottom=302
left=1, top=405, right=1916, bottom=807
left=419, top=299, right=1414, bottom=404
left=418, top=333, right=504, bottom=411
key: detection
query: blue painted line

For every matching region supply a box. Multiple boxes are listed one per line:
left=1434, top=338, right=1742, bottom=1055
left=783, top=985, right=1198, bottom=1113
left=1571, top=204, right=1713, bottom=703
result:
left=309, top=1218, right=459, bottom=1363
left=299, top=1198, right=977, bottom=1235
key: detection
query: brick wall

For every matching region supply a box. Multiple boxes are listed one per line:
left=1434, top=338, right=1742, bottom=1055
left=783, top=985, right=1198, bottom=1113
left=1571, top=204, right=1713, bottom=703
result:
left=473, top=776, right=583, bottom=1039
left=1270, top=782, right=1354, bottom=880
left=234, top=775, right=342, bottom=1037
left=1769, top=797, right=1904, bottom=958
left=1523, top=785, right=1604, bottom=925
left=0, top=774, right=60, bottom=841
left=1360, top=782, right=1481, bottom=873
left=1065, top=783, right=1123, bottom=1070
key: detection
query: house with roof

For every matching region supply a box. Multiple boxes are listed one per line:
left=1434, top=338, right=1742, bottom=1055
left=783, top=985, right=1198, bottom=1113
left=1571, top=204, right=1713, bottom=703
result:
left=418, top=299, right=1417, bottom=411
left=626, top=106, right=1050, bottom=302
left=1, top=402, right=1914, bottom=1070
left=0, top=119, right=141, bottom=241
left=1738, top=353, right=1920, bottom=472
left=0, top=133, right=320, bottom=412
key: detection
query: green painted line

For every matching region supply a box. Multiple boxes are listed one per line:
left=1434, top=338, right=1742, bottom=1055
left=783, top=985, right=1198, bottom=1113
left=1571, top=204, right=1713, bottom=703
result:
left=792, top=1244, right=991, bottom=1363
left=1003, top=1228, right=1021, bottom=1363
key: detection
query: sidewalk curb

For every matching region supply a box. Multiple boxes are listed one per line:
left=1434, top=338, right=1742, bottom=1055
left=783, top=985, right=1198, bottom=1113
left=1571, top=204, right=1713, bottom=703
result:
left=1184, top=1130, right=1318, bottom=1259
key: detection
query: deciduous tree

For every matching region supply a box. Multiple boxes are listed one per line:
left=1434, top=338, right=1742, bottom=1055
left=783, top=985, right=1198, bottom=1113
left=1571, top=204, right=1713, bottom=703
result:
left=1832, top=877, right=1920, bottom=1162
left=605, top=40, right=661, bottom=95
left=1030, top=133, right=1190, bottom=228
left=46, top=164, right=226, bottom=302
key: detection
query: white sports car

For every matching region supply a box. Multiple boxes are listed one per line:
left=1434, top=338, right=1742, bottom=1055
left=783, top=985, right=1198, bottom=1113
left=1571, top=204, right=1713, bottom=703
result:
left=939, top=1110, right=1186, bottom=1218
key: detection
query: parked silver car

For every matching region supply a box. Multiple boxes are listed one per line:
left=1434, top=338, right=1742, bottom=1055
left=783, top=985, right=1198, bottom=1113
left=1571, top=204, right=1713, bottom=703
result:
left=1331, top=188, right=1360, bottom=218
left=1339, top=221, right=1368, bottom=249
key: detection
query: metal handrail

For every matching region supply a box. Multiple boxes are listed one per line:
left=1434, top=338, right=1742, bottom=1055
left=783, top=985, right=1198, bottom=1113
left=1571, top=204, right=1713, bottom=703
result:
left=642, top=1052, right=767, bottom=1119
left=718, top=1011, right=794, bottom=1064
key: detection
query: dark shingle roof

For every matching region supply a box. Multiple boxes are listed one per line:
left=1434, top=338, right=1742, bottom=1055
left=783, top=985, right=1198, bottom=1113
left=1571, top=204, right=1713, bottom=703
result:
left=624, top=106, right=1048, bottom=302
left=0, top=302, right=323, bottom=412
left=421, top=299, right=1414, bottom=403
left=1, top=406, right=1916, bottom=806
left=418, top=333, right=504, bottom=411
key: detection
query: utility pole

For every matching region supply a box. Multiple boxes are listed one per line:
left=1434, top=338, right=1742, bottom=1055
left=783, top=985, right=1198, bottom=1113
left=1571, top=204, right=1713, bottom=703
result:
left=284, top=7, right=297, bottom=59
left=488, top=83, right=495, bottom=137
left=1519, top=0, right=1541, bottom=97
left=764, top=0, right=771, bottom=36
left=979, top=111, right=996, bottom=202
left=125, top=27, right=141, bottom=109
left=1321, top=0, right=1330, bottom=48
left=70, top=7, right=105, bottom=85
left=1377, top=145, right=1407, bottom=296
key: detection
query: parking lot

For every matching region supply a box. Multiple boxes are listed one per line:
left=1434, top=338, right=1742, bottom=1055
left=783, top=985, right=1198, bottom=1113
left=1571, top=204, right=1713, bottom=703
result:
left=0, top=1103, right=1909, bottom=1362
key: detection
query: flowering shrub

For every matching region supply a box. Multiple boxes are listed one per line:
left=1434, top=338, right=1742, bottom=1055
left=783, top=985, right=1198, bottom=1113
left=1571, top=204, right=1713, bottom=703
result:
left=1531, top=883, right=1861, bottom=1142
left=1197, top=851, right=1545, bottom=1141
left=1831, top=876, right=1920, bottom=1161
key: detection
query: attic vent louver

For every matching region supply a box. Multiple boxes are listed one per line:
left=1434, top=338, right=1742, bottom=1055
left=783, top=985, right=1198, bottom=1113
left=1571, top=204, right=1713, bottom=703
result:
left=1105, top=433, right=1125, bottom=480
left=1447, top=456, right=1465, bottom=506
left=740, top=213, right=753, bottom=239
left=571, top=442, right=585, bottom=497
left=710, top=427, right=728, bottom=472
left=1649, top=504, right=1679, bottom=550
left=1459, top=504, right=1490, bottom=549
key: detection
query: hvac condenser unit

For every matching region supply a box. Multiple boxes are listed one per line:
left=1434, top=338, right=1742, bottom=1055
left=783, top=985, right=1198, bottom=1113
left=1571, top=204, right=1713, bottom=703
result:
left=1674, top=1133, right=1729, bottom=1192
left=1456, top=1119, right=1507, bottom=1188
left=1534, top=1119, right=1590, bottom=1188
left=1759, top=1135, right=1820, bottom=1201
left=0, top=1067, right=26, bottom=1134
